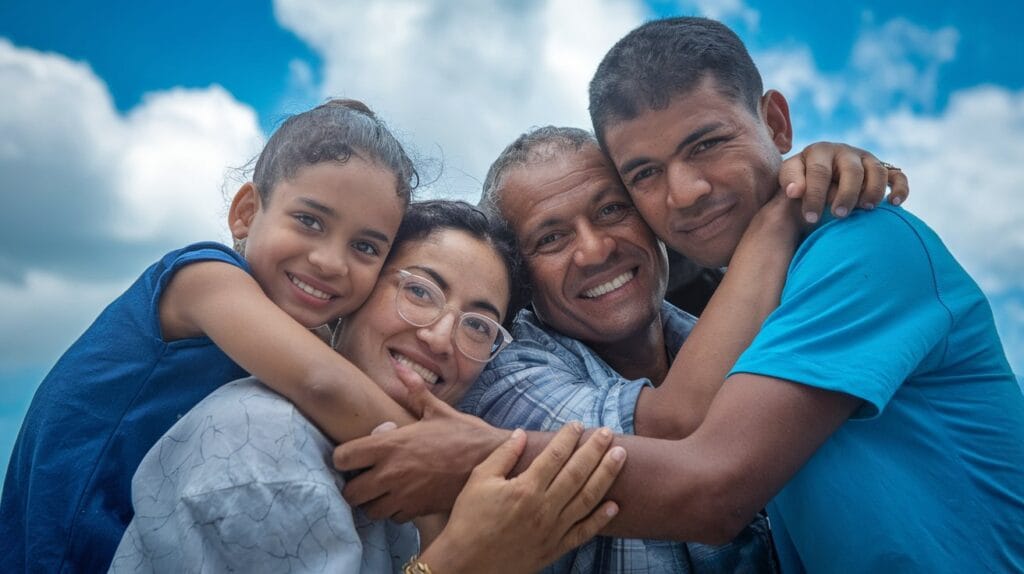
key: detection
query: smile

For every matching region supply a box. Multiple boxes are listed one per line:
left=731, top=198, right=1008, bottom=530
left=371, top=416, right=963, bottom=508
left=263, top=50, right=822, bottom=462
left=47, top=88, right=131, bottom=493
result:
left=391, top=351, right=441, bottom=385
left=676, top=204, right=733, bottom=240
left=581, top=270, right=636, bottom=298
left=288, top=273, right=334, bottom=301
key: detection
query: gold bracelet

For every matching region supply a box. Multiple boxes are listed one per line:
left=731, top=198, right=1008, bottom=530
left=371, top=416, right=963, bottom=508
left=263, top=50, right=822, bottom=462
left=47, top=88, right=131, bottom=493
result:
left=403, top=554, right=434, bottom=574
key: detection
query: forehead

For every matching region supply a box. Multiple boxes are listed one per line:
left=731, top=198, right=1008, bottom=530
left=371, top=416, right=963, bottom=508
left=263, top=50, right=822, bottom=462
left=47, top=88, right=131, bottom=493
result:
left=606, top=78, right=757, bottom=156
left=499, top=147, right=627, bottom=233
left=387, top=229, right=510, bottom=312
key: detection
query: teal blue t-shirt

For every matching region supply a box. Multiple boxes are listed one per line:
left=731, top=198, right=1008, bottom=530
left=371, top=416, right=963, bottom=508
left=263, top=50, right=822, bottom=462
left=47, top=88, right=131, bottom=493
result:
left=0, top=242, right=250, bottom=573
left=730, top=205, right=1024, bottom=572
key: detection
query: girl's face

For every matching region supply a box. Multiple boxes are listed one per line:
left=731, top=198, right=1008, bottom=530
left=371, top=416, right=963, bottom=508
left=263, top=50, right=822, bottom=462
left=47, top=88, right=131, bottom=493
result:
left=334, top=229, right=511, bottom=407
left=229, top=158, right=404, bottom=329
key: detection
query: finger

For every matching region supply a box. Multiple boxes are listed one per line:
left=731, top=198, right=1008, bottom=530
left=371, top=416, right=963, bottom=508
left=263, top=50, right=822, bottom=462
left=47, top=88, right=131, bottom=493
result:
left=797, top=144, right=835, bottom=223
left=557, top=501, right=620, bottom=555
left=520, top=422, right=584, bottom=488
left=857, top=155, right=888, bottom=210
left=469, top=428, right=527, bottom=480
left=826, top=146, right=865, bottom=218
left=333, top=435, right=388, bottom=471
left=342, top=470, right=389, bottom=508
left=395, top=362, right=433, bottom=417
left=778, top=154, right=807, bottom=199
left=559, top=445, right=626, bottom=524
left=887, top=169, right=909, bottom=206
left=545, top=427, right=614, bottom=506
left=361, top=492, right=401, bottom=522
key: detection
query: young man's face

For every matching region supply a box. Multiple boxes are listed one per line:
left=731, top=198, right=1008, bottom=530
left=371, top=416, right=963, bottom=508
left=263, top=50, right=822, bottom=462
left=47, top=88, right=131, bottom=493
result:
left=603, top=76, right=792, bottom=268
left=497, top=145, right=669, bottom=346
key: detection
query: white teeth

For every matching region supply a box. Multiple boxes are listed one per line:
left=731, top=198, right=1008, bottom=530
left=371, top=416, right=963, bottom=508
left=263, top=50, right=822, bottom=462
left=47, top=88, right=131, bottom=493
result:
left=392, top=352, right=440, bottom=385
left=582, top=270, right=635, bottom=298
left=290, top=274, right=331, bottom=300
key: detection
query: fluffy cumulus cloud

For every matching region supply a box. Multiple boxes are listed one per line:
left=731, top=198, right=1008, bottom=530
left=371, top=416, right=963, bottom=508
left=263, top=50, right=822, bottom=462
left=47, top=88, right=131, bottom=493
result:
left=0, top=39, right=261, bottom=367
left=273, top=0, right=645, bottom=201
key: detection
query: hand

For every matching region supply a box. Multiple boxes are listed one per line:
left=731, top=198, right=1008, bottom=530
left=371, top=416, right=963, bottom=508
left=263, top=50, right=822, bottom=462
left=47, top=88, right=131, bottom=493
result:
left=418, top=424, right=626, bottom=574
left=780, top=142, right=910, bottom=223
left=333, top=371, right=509, bottom=521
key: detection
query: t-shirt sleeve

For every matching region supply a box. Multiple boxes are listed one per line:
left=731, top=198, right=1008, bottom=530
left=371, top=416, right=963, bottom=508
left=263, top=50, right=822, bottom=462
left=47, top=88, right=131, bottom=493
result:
left=729, top=210, right=952, bottom=418
left=149, top=242, right=250, bottom=335
left=460, top=340, right=652, bottom=433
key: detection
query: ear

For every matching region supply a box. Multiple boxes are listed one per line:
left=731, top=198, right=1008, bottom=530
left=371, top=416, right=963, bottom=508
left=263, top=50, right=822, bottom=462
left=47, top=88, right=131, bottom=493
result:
left=760, top=90, right=793, bottom=155
left=228, top=182, right=261, bottom=241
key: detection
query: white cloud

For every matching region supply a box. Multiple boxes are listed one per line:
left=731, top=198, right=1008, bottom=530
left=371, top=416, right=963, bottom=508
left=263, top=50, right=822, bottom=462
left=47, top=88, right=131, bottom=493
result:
left=756, top=45, right=840, bottom=117
left=0, top=39, right=261, bottom=366
left=849, top=17, right=959, bottom=113
left=273, top=0, right=646, bottom=201
left=856, top=85, right=1024, bottom=295
left=681, top=0, right=759, bottom=30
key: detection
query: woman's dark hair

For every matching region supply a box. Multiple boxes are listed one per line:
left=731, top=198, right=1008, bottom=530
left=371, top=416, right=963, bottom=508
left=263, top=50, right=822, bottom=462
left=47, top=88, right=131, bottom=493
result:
left=252, top=98, right=418, bottom=205
left=391, top=200, right=526, bottom=328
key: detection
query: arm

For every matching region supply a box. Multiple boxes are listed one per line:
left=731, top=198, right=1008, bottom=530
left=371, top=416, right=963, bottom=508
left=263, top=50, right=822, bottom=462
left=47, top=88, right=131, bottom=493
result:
left=160, top=262, right=415, bottom=443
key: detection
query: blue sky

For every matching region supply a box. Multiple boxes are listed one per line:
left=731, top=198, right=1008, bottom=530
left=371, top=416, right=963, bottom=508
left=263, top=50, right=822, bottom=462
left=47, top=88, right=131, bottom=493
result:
left=2, top=0, right=1022, bottom=483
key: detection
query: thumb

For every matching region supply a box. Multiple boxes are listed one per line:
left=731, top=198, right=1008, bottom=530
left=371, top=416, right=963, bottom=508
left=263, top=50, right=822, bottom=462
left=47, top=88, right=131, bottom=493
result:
left=395, top=362, right=434, bottom=417
left=472, top=428, right=526, bottom=479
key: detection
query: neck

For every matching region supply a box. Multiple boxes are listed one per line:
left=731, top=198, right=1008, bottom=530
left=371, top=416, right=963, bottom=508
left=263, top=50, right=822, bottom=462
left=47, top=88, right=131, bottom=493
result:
left=589, top=314, right=670, bottom=385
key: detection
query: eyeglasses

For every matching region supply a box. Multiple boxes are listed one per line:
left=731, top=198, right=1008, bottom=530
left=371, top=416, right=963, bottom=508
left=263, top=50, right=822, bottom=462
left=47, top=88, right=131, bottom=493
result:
left=395, top=269, right=513, bottom=362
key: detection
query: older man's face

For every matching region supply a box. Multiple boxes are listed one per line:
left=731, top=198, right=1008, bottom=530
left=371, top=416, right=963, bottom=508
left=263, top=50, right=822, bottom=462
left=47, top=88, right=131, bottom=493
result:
left=603, top=76, right=791, bottom=268
left=498, top=145, right=669, bottom=346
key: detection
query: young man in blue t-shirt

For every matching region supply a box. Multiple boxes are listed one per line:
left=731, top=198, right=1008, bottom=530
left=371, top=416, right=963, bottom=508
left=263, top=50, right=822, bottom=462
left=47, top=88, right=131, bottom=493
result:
left=590, top=16, right=1024, bottom=573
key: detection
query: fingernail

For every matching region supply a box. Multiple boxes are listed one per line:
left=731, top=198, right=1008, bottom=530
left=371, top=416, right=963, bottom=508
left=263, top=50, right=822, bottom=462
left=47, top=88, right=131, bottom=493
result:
left=891, top=197, right=902, bottom=206
left=511, top=428, right=525, bottom=440
left=862, top=202, right=875, bottom=210
left=835, top=206, right=848, bottom=217
left=609, top=446, right=626, bottom=462
left=785, top=183, right=798, bottom=197
left=804, top=212, right=819, bottom=224
left=371, top=421, right=397, bottom=434
left=605, top=503, right=620, bottom=517
left=570, top=421, right=584, bottom=432
left=598, top=427, right=612, bottom=439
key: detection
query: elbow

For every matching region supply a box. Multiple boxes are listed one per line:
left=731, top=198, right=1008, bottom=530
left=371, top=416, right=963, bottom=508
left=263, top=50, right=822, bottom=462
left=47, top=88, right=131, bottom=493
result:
left=682, top=460, right=763, bottom=545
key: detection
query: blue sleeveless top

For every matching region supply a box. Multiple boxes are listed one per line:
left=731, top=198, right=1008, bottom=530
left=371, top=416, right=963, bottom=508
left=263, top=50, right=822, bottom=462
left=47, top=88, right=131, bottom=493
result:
left=1, top=242, right=250, bottom=573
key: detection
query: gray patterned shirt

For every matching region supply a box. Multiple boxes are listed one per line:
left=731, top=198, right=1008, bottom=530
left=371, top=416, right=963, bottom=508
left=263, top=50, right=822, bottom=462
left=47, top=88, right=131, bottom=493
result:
left=110, top=377, right=418, bottom=573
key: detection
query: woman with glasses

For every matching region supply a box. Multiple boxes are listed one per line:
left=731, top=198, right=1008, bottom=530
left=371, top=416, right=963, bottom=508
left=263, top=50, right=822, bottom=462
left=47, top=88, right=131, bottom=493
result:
left=111, top=200, right=626, bottom=574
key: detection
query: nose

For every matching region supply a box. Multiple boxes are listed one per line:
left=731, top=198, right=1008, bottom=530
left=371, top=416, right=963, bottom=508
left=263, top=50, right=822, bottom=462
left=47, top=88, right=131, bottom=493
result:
left=308, top=242, right=350, bottom=277
left=665, top=161, right=712, bottom=210
left=416, top=311, right=456, bottom=356
left=572, top=223, right=616, bottom=268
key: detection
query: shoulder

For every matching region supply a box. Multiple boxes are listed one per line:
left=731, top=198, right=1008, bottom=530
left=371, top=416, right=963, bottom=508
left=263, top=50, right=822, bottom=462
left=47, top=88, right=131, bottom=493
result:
left=135, top=378, right=336, bottom=498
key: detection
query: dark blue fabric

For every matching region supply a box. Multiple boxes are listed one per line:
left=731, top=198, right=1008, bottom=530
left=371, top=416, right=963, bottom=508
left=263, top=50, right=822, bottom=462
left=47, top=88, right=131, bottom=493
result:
left=0, top=242, right=250, bottom=573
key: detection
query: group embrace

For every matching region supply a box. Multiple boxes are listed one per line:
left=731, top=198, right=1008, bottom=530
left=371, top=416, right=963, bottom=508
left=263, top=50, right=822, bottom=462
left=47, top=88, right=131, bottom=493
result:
left=3, top=16, right=1022, bottom=574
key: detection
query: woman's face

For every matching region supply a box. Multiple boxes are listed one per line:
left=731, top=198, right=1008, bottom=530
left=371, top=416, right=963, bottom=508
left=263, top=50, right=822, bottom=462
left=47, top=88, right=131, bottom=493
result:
left=334, top=228, right=511, bottom=406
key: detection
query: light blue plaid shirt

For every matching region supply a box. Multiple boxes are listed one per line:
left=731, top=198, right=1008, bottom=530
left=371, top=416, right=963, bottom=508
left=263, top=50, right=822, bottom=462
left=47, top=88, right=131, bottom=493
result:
left=460, top=301, right=775, bottom=574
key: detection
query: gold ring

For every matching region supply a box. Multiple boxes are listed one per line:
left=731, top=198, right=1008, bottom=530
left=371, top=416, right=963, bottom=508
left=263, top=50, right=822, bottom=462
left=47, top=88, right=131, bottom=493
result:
left=880, top=161, right=901, bottom=172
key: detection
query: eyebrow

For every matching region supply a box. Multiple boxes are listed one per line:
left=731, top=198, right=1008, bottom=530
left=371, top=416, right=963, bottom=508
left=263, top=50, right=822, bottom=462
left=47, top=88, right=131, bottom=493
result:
left=618, top=121, right=725, bottom=176
left=406, top=265, right=502, bottom=319
left=299, top=197, right=391, bottom=244
left=529, top=185, right=622, bottom=236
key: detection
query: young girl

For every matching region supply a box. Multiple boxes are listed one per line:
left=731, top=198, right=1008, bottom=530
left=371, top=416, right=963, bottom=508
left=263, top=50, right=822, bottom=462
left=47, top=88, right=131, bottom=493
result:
left=0, top=99, right=428, bottom=572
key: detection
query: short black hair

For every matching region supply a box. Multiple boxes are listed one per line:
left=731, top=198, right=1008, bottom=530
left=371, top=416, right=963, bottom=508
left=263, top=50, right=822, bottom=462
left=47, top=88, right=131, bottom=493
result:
left=589, top=17, right=763, bottom=148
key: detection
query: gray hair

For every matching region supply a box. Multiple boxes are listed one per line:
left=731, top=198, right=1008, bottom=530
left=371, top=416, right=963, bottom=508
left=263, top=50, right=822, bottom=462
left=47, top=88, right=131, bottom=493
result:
left=479, top=126, right=599, bottom=225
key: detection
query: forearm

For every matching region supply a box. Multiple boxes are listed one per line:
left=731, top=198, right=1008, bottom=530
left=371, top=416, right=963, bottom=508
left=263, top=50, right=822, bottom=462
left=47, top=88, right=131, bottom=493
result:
left=636, top=212, right=798, bottom=439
